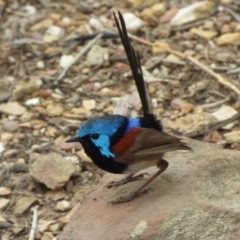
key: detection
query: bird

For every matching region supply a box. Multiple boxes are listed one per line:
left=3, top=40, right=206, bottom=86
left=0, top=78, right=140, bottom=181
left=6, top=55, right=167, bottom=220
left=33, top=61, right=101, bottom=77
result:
left=66, top=11, right=191, bottom=204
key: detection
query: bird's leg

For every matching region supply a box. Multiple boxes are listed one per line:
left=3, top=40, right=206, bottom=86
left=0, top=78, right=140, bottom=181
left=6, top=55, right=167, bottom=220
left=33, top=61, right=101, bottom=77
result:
left=106, top=172, right=149, bottom=189
left=109, top=159, right=169, bottom=204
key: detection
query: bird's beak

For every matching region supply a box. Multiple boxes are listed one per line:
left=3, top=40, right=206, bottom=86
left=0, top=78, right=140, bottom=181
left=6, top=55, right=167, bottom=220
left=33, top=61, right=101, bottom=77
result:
left=65, top=136, right=83, bottom=143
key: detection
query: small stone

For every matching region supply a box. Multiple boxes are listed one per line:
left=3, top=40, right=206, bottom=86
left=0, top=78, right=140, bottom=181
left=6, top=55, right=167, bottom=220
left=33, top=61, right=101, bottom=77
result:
left=204, top=131, right=223, bottom=143
left=150, top=3, right=166, bottom=16
left=44, top=25, right=64, bottom=41
left=14, top=197, right=37, bottom=216
left=1, top=132, right=13, bottom=144
left=45, top=126, right=58, bottom=138
left=39, top=89, right=53, bottom=98
left=224, top=131, right=240, bottom=143
left=212, top=105, right=238, bottom=129
left=86, top=45, right=109, bottom=66
left=12, top=225, right=25, bottom=235
left=12, top=77, right=42, bottom=100
left=190, top=28, right=218, bottom=40
left=60, top=142, right=82, bottom=152
left=65, top=155, right=81, bottom=176
left=160, top=7, right=178, bottom=23
left=46, top=105, right=63, bottom=117
left=0, top=102, right=26, bottom=115
left=70, top=108, right=92, bottom=118
left=59, top=55, right=75, bottom=68
left=49, top=223, right=60, bottom=232
left=30, top=119, right=48, bottom=129
left=203, top=20, right=214, bottom=30
left=0, top=198, right=10, bottom=210
left=29, top=152, right=75, bottom=189
left=221, top=24, right=231, bottom=34
left=38, top=219, right=55, bottom=232
left=171, top=1, right=215, bottom=26
left=30, top=18, right=53, bottom=31
left=171, top=98, right=185, bottom=110
left=122, top=12, right=144, bottom=33
left=37, top=60, right=45, bottom=69
left=0, top=187, right=11, bottom=196
left=217, top=33, right=240, bottom=46
left=3, top=149, right=19, bottom=158
left=76, top=149, right=92, bottom=165
left=55, top=200, right=70, bottom=212
left=25, top=97, right=40, bottom=106
left=82, top=99, right=96, bottom=110
left=0, top=143, right=5, bottom=154
left=16, top=158, right=26, bottom=164
left=181, top=102, right=194, bottom=114
left=3, top=120, right=18, bottom=132
left=41, top=232, right=54, bottom=240
left=62, top=17, right=71, bottom=26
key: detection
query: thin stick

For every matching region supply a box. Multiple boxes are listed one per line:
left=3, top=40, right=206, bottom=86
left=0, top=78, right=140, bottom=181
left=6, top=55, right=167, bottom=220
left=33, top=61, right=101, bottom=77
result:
left=28, top=206, right=38, bottom=240
left=55, top=32, right=103, bottom=84
left=108, top=22, right=240, bottom=97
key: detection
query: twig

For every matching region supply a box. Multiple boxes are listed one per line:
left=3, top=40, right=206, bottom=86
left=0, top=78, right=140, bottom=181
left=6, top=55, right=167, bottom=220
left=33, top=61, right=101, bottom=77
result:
left=28, top=206, right=38, bottom=240
left=55, top=32, right=103, bottom=84
left=186, top=113, right=240, bottom=138
left=7, top=38, right=46, bottom=46
left=106, top=20, right=240, bottom=97
left=227, top=67, right=240, bottom=75
left=202, top=98, right=229, bottom=109
left=187, top=56, right=240, bottom=96
left=224, top=7, right=240, bottom=22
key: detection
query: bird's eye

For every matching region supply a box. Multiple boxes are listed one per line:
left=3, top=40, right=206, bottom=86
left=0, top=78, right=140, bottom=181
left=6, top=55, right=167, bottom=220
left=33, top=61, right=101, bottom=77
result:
left=91, top=133, right=99, bottom=140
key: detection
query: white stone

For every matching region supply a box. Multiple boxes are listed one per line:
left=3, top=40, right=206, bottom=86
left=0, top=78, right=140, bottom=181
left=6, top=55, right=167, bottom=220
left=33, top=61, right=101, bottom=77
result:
left=122, top=12, right=144, bottom=32
left=212, top=105, right=238, bottom=130
left=0, top=187, right=11, bottom=196
left=82, top=99, right=96, bottom=110
left=171, top=1, right=215, bottom=26
left=0, top=198, right=10, bottom=210
left=46, top=25, right=63, bottom=37
left=55, top=200, right=70, bottom=212
left=62, top=17, right=71, bottom=25
left=24, top=4, right=36, bottom=15
left=59, top=55, right=75, bottom=68
left=37, top=60, right=45, bottom=69
left=25, top=97, right=40, bottom=106
left=0, top=143, right=5, bottom=154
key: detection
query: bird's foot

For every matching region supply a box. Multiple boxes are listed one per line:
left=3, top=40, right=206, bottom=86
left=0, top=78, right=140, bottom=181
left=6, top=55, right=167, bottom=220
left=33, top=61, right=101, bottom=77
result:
left=108, top=188, right=152, bottom=204
left=106, top=173, right=149, bottom=189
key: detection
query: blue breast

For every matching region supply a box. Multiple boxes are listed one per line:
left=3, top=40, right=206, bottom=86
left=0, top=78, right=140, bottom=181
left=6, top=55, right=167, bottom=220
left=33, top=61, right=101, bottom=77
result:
left=123, top=118, right=140, bottom=135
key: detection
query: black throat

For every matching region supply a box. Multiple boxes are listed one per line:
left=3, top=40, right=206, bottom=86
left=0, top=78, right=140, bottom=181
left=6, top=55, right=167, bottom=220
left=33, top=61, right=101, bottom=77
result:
left=81, top=139, right=127, bottom=174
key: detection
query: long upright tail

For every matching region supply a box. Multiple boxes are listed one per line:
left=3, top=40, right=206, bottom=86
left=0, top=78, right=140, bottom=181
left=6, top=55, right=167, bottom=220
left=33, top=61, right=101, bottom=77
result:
left=113, top=11, right=151, bottom=115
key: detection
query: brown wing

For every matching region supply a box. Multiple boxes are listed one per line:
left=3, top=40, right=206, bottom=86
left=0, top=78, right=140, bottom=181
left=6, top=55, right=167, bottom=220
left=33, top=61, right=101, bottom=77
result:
left=115, top=128, right=190, bottom=164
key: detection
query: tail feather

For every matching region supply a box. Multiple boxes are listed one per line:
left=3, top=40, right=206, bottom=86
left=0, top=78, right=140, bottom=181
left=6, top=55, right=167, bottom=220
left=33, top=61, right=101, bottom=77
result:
left=113, top=11, right=151, bottom=115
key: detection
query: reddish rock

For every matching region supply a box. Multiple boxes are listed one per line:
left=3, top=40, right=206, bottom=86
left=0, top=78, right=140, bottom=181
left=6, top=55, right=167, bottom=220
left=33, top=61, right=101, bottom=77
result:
left=58, top=139, right=240, bottom=240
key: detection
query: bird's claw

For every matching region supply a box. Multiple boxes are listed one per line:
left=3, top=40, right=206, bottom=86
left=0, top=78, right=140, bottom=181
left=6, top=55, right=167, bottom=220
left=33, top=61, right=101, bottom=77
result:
left=108, top=188, right=153, bottom=204
left=105, top=173, right=149, bottom=189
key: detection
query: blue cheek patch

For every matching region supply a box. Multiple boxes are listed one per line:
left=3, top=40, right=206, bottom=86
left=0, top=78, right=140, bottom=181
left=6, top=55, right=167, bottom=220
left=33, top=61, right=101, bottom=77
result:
left=124, top=118, right=140, bottom=135
left=92, top=135, right=115, bottom=158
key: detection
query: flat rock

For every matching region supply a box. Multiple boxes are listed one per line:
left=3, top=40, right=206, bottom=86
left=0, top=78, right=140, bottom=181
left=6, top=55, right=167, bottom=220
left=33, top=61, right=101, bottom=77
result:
left=0, top=102, right=26, bottom=115
left=217, top=33, right=240, bottom=46
left=29, top=152, right=75, bottom=189
left=14, top=197, right=38, bottom=216
left=2, top=120, right=19, bottom=132
left=59, top=139, right=240, bottom=240
left=0, top=187, right=11, bottom=196
left=0, top=198, right=10, bottom=210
